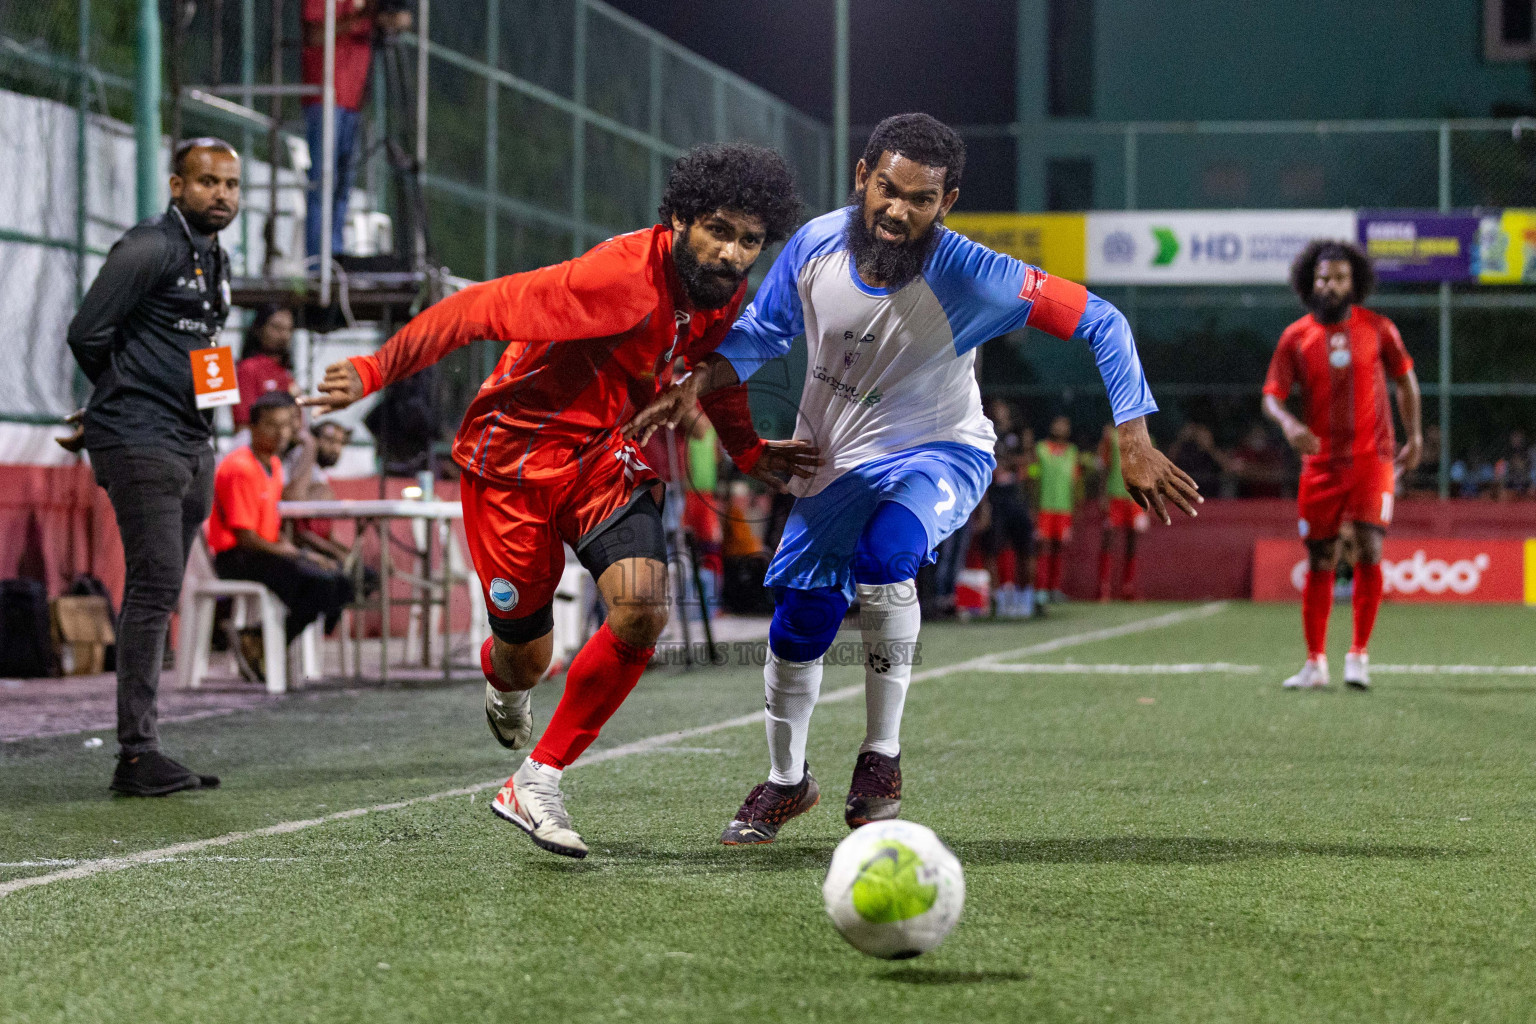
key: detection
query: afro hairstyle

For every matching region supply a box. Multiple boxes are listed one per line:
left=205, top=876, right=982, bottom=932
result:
left=658, top=142, right=802, bottom=245
left=858, top=113, right=966, bottom=194
left=1290, top=238, right=1375, bottom=305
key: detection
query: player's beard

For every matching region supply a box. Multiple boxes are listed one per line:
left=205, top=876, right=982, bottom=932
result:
left=843, top=185, right=943, bottom=291
left=673, top=229, right=746, bottom=310
left=1308, top=291, right=1350, bottom=324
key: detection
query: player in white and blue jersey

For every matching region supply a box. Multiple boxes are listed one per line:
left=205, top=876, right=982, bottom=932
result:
left=627, top=114, right=1201, bottom=844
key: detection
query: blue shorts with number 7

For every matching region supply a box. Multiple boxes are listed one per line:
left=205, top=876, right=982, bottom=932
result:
left=765, top=442, right=995, bottom=601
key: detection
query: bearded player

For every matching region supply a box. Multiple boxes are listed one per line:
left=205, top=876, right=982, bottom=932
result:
left=304, top=144, right=809, bottom=857
left=628, top=114, right=1201, bottom=845
left=1263, top=240, right=1422, bottom=691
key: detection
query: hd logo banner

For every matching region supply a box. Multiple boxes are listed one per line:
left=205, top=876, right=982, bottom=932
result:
left=1086, top=210, right=1357, bottom=285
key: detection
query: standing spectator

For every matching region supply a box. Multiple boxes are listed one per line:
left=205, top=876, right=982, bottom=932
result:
left=1029, top=415, right=1081, bottom=604
left=1230, top=422, right=1287, bottom=498
left=1494, top=429, right=1532, bottom=497
left=1167, top=422, right=1229, bottom=498
left=1096, top=423, right=1149, bottom=600
left=301, top=0, right=411, bottom=259
left=209, top=392, right=355, bottom=681
left=974, top=398, right=1037, bottom=618
left=234, top=305, right=298, bottom=427
left=66, top=137, right=240, bottom=796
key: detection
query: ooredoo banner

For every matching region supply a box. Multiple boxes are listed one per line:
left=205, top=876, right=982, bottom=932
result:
left=1251, top=538, right=1530, bottom=604
left=945, top=213, right=1087, bottom=282
left=1086, top=210, right=1357, bottom=285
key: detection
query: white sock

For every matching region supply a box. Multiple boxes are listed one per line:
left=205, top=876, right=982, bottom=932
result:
left=522, top=757, right=563, bottom=782
left=765, top=651, right=822, bottom=786
left=857, top=580, right=921, bottom=758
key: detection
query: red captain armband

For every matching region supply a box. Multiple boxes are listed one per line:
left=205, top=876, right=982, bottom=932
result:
left=349, top=354, right=384, bottom=396
left=1021, top=267, right=1089, bottom=341
left=697, top=384, right=765, bottom=473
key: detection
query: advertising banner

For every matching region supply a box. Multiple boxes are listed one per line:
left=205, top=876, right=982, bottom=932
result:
left=1086, top=210, right=1356, bottom=285
left=1475, top=209, right=1536, bottom=284
left=1251, top=538, right=1530, bottom=604
left=945, top=213, right=1086, bottom=281
left=1358, top=211, right=1479, bottom=282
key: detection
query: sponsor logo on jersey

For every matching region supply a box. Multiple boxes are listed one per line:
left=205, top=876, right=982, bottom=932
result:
left=489, top=577, right=519, bottom=612
left=843, top=350, right=862, bottom=370
left=814, top=365, right=882, bottom=406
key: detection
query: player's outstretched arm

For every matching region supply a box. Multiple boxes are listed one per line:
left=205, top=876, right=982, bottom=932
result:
left=1117, top=416, right=1200, bottom=525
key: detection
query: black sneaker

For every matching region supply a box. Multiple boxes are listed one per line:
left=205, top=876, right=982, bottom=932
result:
left=845, top=750, right=902, bottom=828
left=110, top=750, right=217, bottom=797
left=719, top=768, right=820, bottom=845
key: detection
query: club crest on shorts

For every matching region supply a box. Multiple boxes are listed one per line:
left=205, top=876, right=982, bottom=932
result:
left=489, top=577, right=520, bottom=611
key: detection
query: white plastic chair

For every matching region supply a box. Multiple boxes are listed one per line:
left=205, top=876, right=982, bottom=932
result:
left=176, top=539, right=292, bottom=694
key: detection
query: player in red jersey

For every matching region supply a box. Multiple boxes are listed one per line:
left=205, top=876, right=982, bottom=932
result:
left=1263, top=240, right=1422, bottom=692
left=303, top=144, right=812, bottom=857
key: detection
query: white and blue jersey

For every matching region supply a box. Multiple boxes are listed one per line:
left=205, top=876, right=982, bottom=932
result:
left=718, top=206, right=1158, bottom=594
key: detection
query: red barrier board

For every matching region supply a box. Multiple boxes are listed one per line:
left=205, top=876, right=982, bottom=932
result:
left=1252, top=538, right=1528, bottom=603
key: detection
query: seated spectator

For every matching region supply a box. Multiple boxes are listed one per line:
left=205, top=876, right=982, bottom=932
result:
left=1229, top=422, right=1287, bottom=498
left=283, top=418, right=353, bottom=563
left=1495, top=429, right=1533, bottom=498
left=208, top=391, right=354, bottom=680
left=234, top=305, right=298, bottom=428
left=1167, top=422, right=1230, bottom=498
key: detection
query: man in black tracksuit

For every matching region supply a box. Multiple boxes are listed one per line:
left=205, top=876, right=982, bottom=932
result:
left=67, top=137, right=242, bottom=796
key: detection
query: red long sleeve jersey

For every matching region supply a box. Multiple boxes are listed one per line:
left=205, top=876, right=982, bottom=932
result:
left=1262, top=306, right=1413, bottom=465
left=351, top=226, right=746, bottom=486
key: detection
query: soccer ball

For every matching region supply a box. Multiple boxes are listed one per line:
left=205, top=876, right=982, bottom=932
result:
left=822, top=820, right=965, bottom=959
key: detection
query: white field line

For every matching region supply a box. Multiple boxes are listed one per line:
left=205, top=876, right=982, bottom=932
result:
left=0, top=602, right=1226, bottom=899
left=1372, top=665, right=1536, bottom=675
left=970, top=662, right=1261, bottom=675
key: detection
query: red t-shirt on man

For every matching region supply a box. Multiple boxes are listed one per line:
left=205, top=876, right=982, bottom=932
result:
left=301, top=0, right=376, bottom=111
left=233, top=354, right=295, bottom=427
left=1262, top=306, right=1413, bottom=467
left=207, top=447, right=285, bottom=555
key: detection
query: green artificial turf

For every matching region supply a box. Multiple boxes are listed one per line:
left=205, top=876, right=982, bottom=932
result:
left=3, top=601, right=1535, bottom=1023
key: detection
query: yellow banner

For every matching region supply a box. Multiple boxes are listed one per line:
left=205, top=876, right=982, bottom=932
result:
left=1476, top=210, right=1536, bottom=284
left=945, top=213, right=1087, bottom=282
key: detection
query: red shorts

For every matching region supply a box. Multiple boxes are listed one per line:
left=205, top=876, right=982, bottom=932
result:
left=460, top=434, right=656, bottom=630
left=1037, top=510, right=1074, bottom=543
left=1297, top=457, right=1396, bottom=540
left=1105, top=497, right=1149, bottom=533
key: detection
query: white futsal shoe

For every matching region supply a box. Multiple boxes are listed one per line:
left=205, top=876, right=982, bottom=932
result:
left=1282, top=656, right=1330, bottom=690
left=485, top=683, right=534, bottom=749
left=1344, top=652, right=1371, bottom=691
left=490, top=760, right=589, bottom=859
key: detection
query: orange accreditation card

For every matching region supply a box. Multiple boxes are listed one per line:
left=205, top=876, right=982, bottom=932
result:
left=190, top=346, right=241, bottom=410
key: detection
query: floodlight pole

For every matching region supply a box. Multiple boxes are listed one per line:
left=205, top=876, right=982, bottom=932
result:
left=134, top=0, right=162, bottom=221
left=319, top=0, right=337, bottom=306
left=833, top=0, right=849, bottom=196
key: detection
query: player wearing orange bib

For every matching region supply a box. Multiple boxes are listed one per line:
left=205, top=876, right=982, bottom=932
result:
left=1097, top=423, right=1149, bottom=601
left=1262, top=240, right=1422, bottom=691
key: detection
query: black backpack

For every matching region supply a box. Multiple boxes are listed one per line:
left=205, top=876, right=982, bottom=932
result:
left=0, top=578, right=56, bottom=678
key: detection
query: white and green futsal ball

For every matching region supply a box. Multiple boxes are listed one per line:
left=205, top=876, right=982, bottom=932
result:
left=822, top=820, right=965, bottom=959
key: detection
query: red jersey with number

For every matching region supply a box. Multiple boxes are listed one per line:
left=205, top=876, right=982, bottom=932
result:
left=350, top=226, right=745, bottom=487
left=1262, top=307, right=1412, bottom=466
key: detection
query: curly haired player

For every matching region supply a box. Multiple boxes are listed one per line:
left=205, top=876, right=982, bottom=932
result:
left=1263, top=239, right=1423, bottom=691
left=304, top=144, right=812, bottom=858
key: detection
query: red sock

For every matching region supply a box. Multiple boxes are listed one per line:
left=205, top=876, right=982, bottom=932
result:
left=530, top=622, right=653, bottom=770
left=1121, top=553, right=1139, bottom=596
left=997, top=548, right=1016, bottom=586
left=1302, top=569, right=1335, bottom=659
left=1034, top=551, right=1050, bottom=592
left=1351, top=562, right=1383, bottom=654
left=1097, top=549, right=1112, bottom=598
left=1048, top=550, right=1065, bottom=592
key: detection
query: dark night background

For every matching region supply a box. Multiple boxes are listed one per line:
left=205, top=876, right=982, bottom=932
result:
left=603, top=0, right=1023, bottom=210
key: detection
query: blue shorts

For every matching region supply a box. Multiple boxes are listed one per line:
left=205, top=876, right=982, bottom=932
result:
left=767, top=443, right=995, bottom=600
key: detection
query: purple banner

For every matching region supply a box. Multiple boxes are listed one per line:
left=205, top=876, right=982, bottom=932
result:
left=1358, top=211, right=1479, bottom=283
